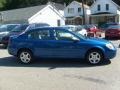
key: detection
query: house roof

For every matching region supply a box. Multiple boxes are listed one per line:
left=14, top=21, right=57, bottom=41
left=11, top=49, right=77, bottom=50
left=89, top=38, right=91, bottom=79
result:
left=91, top=0, right=120, bottom=10
left=74, top=1, right=90, bottom=9
left=1, top=5, right=46, bottom=21
left=51, top=3, right=65, bottom=10
left=0, top=2, right=64, bottom=21
left=65, top=1, right=90, bottom=10
left=111, top=0, right=120, bottom=10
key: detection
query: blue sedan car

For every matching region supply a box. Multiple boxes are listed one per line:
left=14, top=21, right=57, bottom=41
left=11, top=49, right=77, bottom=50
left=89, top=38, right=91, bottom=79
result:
left=8, top=27, right=117, bottom=65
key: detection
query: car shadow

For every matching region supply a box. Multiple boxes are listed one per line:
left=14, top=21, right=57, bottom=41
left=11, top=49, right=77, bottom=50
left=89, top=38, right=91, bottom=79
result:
left=0, top=56, right=111, bottom=70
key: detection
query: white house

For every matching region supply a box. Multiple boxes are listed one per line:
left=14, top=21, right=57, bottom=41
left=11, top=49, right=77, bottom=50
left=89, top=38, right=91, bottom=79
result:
left=28, top=5, right=65, bottom=26
left=64, top=1, right=91, bottom=25
left=90, top=0, right=120, bottom=25
left=0, top=2, right=65, bottom=26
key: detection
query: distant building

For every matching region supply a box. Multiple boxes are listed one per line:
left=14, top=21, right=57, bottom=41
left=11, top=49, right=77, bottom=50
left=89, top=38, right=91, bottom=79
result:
left=64, top=1, right=91, bottom=25
left=0, top=2, right=65, bottom=26
left=64, top=0, right=120, bottom=25
left=90, top=0, right=120, bottom=25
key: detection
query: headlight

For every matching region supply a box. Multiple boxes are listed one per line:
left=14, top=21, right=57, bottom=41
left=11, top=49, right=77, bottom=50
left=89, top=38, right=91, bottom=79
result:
left=106, top=43, right=115, bottom=50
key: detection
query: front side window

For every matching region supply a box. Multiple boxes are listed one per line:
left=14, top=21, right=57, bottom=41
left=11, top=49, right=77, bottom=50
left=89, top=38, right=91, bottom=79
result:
left=54, top=30, right=79, bottom=41
left=68, top=8, right=74, bottom=14
left=28, top=30, right=51, bottom=40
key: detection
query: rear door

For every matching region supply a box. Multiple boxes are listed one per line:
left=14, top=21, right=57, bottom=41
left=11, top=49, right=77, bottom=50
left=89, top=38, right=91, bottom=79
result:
left=27, top=28, right=55, bottom=57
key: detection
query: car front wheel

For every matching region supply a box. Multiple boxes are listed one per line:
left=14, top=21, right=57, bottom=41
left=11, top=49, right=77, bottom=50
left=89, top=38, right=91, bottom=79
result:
left=18, top=50, right=33, bottom=64
left=86, top=50, right=104, bottom=65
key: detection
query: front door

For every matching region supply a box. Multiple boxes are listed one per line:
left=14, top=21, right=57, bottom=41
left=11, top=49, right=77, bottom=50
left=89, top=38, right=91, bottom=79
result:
left=51, top=29, right=85, bottom=58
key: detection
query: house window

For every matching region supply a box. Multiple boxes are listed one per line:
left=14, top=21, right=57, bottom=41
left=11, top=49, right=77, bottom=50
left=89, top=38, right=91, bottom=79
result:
left=68, top=8, right=74, bottom=14
left=106, top=4, right=109, bottom=11
left=78, top=8, right=81, bottom=12
left=57, top=20, right=61, bottom=26
left=97, top=4, right=101, bottom=11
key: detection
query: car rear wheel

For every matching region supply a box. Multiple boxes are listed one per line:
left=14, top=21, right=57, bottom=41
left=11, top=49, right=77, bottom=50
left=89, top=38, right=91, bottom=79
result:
left=18, top=50, right=33, bottom=64
left=86, top=50, right=104, bottom=65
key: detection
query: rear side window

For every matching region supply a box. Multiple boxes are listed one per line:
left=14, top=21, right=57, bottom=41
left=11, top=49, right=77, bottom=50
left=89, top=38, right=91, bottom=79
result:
left=28, top=30, right=51, bottom=40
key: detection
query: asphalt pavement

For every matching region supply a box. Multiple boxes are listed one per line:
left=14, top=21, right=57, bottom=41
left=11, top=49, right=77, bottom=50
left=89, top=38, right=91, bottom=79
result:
left=0, top=40, right=119, bottom=90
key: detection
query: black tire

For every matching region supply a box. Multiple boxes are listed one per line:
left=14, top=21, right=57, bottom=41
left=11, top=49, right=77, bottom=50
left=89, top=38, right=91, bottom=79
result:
left=86, top=50, right=104, bottom=65
left=18, top=50, right=33, bottom=64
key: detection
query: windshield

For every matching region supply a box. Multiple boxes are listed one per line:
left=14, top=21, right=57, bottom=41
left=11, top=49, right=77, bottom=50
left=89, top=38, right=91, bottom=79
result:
left=12, top=25, right=29, bottom=32
left=61, top=26, right=78, bottom=32
left=0, top=25, right=18, bottom=32
left=108, top=25, right=120, bottom=29
left=76, top=26, right=84, bottom=31
left=84, top=25, right=96, bottom=29
left=71, top=30, right=86, bottom=40
left=65, top=27, right=76, bottom=31
left=27, top=23, right=50, bottom=30
left=0, top=25, right=7, bottom=32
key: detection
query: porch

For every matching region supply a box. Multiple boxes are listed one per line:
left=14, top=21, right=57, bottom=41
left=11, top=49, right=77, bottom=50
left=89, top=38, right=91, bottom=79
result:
left=90, top=12, right=120, bottom=26
left=65, top=16, right=83, bottom=25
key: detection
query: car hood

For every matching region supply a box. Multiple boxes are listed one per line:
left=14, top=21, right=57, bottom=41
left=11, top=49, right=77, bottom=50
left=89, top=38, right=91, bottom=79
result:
left=0, top=31, right=9, bottom=34
left=0, top=31, right=9, bottom=36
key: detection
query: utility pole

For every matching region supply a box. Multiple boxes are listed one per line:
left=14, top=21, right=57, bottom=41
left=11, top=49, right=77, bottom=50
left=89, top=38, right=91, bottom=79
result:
left=82, top=0, right=86, bottom=25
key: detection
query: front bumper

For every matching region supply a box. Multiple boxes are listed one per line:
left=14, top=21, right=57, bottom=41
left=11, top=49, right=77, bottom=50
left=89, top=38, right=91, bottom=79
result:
left=0, top=36, right=9, bottom=45
left=105, top=49, right=117, bottom=60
